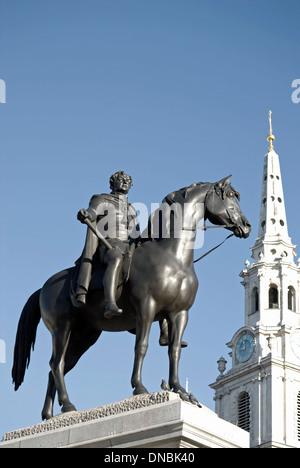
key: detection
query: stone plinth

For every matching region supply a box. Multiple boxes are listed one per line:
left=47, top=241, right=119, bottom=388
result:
left=1, top=392, right=249, bottom=448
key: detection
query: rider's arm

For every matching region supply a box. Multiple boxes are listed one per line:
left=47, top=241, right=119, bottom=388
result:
left=77, top=195, right=108, bottom=223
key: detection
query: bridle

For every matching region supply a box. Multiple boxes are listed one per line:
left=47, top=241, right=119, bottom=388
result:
left=183, top=184, right=236, bottom=232
left=192, top=184, right=237, bottom=263
left=203, top=183, right=237, bottom=230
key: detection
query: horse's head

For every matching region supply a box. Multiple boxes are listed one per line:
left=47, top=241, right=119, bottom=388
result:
left=205, top=176, right=251, bottom=238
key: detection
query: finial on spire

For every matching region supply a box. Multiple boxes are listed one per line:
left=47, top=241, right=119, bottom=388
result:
left=267, top=110, right=275, bottom=151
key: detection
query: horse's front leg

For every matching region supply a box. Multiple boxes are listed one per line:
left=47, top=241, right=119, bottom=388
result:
left=131, top=296, right=156, bottom=395
left=168, top=309, right=188, bottom=394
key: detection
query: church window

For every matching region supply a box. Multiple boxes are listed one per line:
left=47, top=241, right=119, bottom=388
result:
left=251, top=287, right=259, bottom=314
left=288, top=286, right=296, bottom=312
left=297, top=392, right=300, bottom=441
left=269, top=284, right=279, bottom=309
left=237, top=392, right=250, bottom=432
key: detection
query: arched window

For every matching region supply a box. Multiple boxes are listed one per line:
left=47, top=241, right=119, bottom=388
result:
left=251, top=287, right=259, bottom=314
left=269, top=284, right=279, bottom=309
left=288, top=286, right=296, bottom=312
left=237, top=391, right=250, bottom=432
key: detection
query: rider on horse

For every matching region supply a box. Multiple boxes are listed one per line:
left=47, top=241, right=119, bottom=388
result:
left=76, top=171, right=139, bottom=319
left=75, top=170, right=183, bottom=346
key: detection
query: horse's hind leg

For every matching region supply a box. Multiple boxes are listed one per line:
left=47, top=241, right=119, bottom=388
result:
left=42, top=327, right=101, bottom=420
left=42, top=371, right=56, bottom=420
left=49, top=323, right=76, bottom=414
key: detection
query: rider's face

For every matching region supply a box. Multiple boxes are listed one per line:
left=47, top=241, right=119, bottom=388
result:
left=112, top=177, right=132, bottom=194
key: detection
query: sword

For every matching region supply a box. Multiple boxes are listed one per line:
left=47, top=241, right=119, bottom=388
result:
left=83, top=217, right=113, bottom=250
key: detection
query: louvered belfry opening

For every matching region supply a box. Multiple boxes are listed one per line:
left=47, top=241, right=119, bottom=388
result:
left=238, top=392, right=250, bottom=432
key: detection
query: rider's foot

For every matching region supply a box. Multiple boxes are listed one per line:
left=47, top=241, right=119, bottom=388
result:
left=159, top=334, right=188, bottom=348
left=104, top=303, right=123, bottom=319
left=75, top=294, right=86, bottom=307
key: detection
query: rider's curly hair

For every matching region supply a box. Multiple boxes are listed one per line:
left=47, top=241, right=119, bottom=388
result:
left=109, top=171, right=133, bottom=189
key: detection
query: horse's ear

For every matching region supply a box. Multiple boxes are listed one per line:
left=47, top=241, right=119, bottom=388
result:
left=217, top=175, right=232, bottom=187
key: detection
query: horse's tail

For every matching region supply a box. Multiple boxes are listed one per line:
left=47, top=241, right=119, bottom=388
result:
left=12, top=289, right=42, bottom=391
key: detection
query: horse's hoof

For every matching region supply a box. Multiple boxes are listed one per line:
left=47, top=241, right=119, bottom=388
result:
left=133, top=385, right=149, bottom=395
left=42, top=411, right=53, bottom=421
left=61, top=402, right=77, bottom=413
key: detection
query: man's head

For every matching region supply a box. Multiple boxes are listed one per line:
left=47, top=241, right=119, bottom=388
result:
left=110, top=171, right=133, bottom=194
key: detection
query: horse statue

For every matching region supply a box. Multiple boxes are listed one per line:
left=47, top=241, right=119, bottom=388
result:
left=12, top=175, right=250, bottom=420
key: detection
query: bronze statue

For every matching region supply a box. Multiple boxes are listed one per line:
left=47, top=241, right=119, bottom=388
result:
left=12, top=175, right=250, bottom=420
left=74, top=171, right=175, bottom=347
left=75, top=171, right=139, bottom=318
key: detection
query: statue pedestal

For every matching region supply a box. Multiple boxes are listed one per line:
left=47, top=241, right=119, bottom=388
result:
left=1, top=392, right=249, bottom=448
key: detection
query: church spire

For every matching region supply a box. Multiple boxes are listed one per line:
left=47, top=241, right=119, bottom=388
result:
left=256, top=111, right=289, bottom=244
left=267, top=110, right=275, bottom=152
left=243, top=110, right=298, bottom=326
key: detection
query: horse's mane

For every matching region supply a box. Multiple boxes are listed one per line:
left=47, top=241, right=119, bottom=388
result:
left=163, top=180, right=240, bottom=205
left=144, top=182, right=211, bottom=241
left=163, top=182, right=211, bottom=205
left=145, top=179, right=241, bottom=240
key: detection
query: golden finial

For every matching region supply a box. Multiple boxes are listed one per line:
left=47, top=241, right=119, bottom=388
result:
left=267, top=110, right=275, bottom=151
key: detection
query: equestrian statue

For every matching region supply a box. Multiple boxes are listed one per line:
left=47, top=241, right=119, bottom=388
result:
left=12, top=171, right=251, bottom=420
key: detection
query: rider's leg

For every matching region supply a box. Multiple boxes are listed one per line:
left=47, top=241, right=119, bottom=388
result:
left=159, top=319, right=188, bottom=348
left=159, top=319, right=169, bottom=346
left=103, top=248, right=123, bottom=318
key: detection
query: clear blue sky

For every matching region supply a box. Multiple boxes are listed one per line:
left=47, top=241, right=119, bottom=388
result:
left=0, top=0, right=300, bottom=437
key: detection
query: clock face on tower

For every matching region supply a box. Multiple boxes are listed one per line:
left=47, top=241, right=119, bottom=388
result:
left=235, top=332, right=256, bottom=363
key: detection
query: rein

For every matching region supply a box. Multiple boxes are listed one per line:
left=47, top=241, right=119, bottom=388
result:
left=194, top=232, right=234, bottom=264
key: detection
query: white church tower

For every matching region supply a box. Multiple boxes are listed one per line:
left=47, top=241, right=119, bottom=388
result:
left=210, top=112, right=300, bottom=448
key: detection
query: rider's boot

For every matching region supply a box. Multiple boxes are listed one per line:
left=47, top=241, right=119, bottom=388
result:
left=159, top=319, right=188, bottom=348
left=76, top=293, right=86, bottom=306
left=74, top=286, right=87, bottom=308
left=103, top=257, right=123, bottom=319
